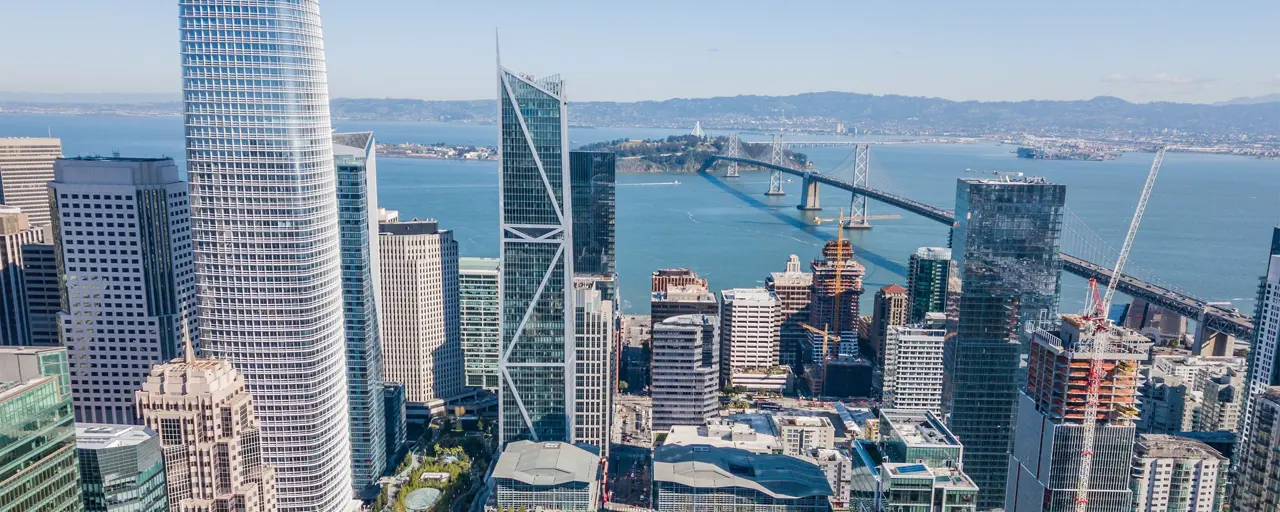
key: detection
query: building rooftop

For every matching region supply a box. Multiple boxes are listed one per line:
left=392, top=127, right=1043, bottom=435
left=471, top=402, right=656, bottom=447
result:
left=721, top=287, right=778, bottom=305
left=654, top=284, right=717, bottom=303
left=490, top=441, right=600, bottom=487
left=76, top=424, right=157, bottom=450
left=458, top=257, right=499, bottom=273
left=61, top=156, right=171, bottom=163
left=332, top=131, right=373, bottom=152
left=654, top=445, right=832, bottom=500
left=880, top=409, right=961, bottom=447
left=879, top=284, right=908, bottom=295
left=913, top=247, right=952, bottom=260
left=379, top=219, right=443, bottom=236
left=664, top=414, right=780, bottom=454
left=960, top=173, right=1050, bottom=185
left=656, top=314, right=718, bottom=328
left=882, top=462, right=978, bottom=490
left=775, top=415, right=832, bottom=429
left=1136, top=434, right=1227, bottom=461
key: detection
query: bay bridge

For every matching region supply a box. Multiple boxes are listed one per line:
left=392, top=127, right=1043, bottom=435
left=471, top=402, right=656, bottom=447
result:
left=696, top=137, right=1254, bottom=349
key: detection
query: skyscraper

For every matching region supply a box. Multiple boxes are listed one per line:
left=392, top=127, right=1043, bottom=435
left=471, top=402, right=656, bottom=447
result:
left=378, top=219, right=463, bottom=403
left=181, top=1, right=353, bottom=507
left=808, top=239, right=865, bottom=358
left=869, top=283, right=908, bottom=365
left=0, top=346, right=80, bottom=512
left=460, top=257, right=500, bottom=389
left=652, top=283, right=719, bottom=326
left=767, top=254, right=813, bottom=368
left=651, top=314, right=720, bottom=431
left=1240, top=225, right=1280, bottom=459
left=947, top=175, right=1065, bottom=509
left=572, top=276, right=614, bottom=457
left=720, top=288, right=785, bottom=391
left=333, top=132, right=388, bottom=490
left=21, top=239, right=59, bottom=346
left=0, top=206, right=45, bottom=346
left=497, top=59, right=573, bottom=445
left=0, top=137, right=62, bottom=226
left=135, top=347, right=276, bottom=512
left=50, top=157, right=196, bottom=425
left=906, top=247, right=952, bottom=324
left=882, top=314, right=946, bottom=415
left=1234, top=387, right=1280, bottom=510
left=569, top=151, right=616, bottom=280
left=76, top=424, right=167, bottom=512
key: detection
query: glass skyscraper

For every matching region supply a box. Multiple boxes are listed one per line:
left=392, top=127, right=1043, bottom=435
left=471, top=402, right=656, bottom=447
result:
left=333, top=132, right=388, bottom=490
left=0, top=346, right=81, bottom=512
left=460, top=257, right=500, bottom=389
left=497, top=59, right=573, bottom=445
left=180, top=1, right=353, bottom=509
left=945, top=175, right=1065, bottom=510
left=569, top=151, right=616, bottom=279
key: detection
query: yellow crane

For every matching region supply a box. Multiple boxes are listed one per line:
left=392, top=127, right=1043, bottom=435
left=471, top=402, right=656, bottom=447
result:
left=799, top=322, right=832, bottom=397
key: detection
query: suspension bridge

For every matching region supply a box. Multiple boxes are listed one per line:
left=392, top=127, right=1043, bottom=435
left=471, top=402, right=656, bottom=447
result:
left=696, top=135, right=1254, bottom=347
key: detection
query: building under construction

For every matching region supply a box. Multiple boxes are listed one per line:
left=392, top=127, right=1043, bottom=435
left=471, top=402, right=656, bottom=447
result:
left=1005, top=314, right=1150, bottom=512
left=804, top=239, right=865, bottom=361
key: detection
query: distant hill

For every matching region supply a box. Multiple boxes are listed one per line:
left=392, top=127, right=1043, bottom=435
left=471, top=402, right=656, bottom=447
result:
left=0, top=91, right=181, bottom=103
left=1214, top=93, right=1280, bottom=106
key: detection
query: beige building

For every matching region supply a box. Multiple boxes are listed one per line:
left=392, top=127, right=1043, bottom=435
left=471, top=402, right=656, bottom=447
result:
left=0, top=206, right=46, bottom=346
left=572, top=276, right=614, bottom=458
left=766, top=254, right=813, bottom=368
left=719, top=288, right=784, bottom=391
left=772, top=414, right=835, bottom=457
left=135, top=342, right=276, bottom=512
left=378, top=218, right=463, bottom=403
left=869, top=284, right=908, bottom=364
left=1131, top=434, right=1228, bottom=512
left=0, top=137, right=62, bottom=226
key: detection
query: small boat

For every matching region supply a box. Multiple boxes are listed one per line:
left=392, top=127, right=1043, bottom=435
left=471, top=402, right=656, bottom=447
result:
left=673, top=180, right=681, bottom=185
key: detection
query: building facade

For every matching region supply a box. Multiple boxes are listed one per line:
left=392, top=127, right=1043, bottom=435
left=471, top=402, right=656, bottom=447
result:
left=946, top=175, right=1065, bottom=509
left=1130, top=434, right=1228, bottom=512
left=569, top=151, right=616, bottom=284
left=378, top=220, right=463, bottom=403
left=848, top=409, right=978, bottom=512
left=180, top=1, right=353, bottom=507
left=1241, top=227, right=1280, bottom=457
left=572, top=276, right=614, bottom=457
left=773, top=415, right=835, bottom=457
left=490, top=441, right=601, bottom=512
left=868, top=283, right=908, bottom=366
left=0, top=346, right=81, bottom=512
left=651, top=314, right=720, bottom=432
left=460, top=257, right=500, bottom=390
left=135, top=349, right=276, bottom=512
left=653, top=444, right=833, bottom=512
left=0, top=137, right=62, bottom=226
left=720, top=288, right=784, bottom=390
left=652, top=268, right=707, bottom=293
left=50, top=157, right=196, bottom=425
left=0, top=206, right=45, bottom=346
left=1234, top=387, right=1280, bottom=511
left=76, top=424, right=167, bottom=512
left=882, top=315, right=946, bottom=415
left=21, top=240, right=59, bottom=346
left=383, top=383, right=408, bottom=473
left=808, top=239, right=865, bottom=356
left=768, top=254, right=813, bottom=368
left=497, top=62, right=574, bottom=445
left=906, top=246, right=952, bottom=324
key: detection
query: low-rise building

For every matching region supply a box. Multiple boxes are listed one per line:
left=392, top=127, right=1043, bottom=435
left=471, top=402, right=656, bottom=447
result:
left=1130, top=434, right=1228, bottom=512
left=847, top=409, right=978, bottom=512
left=489, top=441, right=601, bottom=512
left=662, top=414, right=781, bottom=454
left=811, top=448, right=853, bottom=511
left=76, top=424, right=167, bottom=512
left=653, top=444, right=833, bottom=511
left=773, top=415, right=835, bottom=457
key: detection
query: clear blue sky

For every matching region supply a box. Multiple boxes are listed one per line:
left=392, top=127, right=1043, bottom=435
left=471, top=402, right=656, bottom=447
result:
left=1, top=0, right=1277, bottom=103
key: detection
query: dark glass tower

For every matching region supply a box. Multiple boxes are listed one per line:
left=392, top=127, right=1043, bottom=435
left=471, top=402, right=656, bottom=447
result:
left=569, top=151, right=616, bottom=287
left=944, top=175, right=1065, bottom=509
left=497, top=60, right=573, bottom=446
left=907, top=246, right=952, bottom=324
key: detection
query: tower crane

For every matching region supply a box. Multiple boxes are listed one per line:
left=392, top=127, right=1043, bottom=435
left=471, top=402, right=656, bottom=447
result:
left=801, top=209, right=857, bottom=397
left=1072, top=146, right=1166, bottom=511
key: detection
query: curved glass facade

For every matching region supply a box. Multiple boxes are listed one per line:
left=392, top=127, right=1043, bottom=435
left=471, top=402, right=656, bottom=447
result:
left=180, top=1, right=352, bottom=509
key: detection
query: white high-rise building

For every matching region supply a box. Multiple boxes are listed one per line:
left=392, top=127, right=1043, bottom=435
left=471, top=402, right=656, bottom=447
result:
left=651, top=314, right=720, bottom=432
left=1130, top=434, right=1228, bottom=512
left=378, top=219, right=463, bottom=404
left=180, top=1, right=353, bottom=508
left=1241, top=234, right=1280, bottom=455
left=0, top=137, right=62, bottom=226
left=882, top=313, right=946, bottom=415
left=50, top=157, right=196, bottom=425
left=572, top=276, right=614, bottom=458
left=719, top=288, right=784, bottom=391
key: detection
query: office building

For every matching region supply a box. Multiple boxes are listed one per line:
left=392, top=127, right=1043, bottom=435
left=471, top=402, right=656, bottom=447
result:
left=651, top=314, right=720, bottom=432
left=572, top=276, right=614, bottom=457
left=490, top=441, right=601, bottom=512
left=135, top=346, right=276, bottom=512
left=460, top=257, right=500, bottom=389
left=907, top=246, right=952, bottom=324
left=0, top=206, right=45, bottom=346
left=21, top=240, right=59, bottom=346
left=181, top=1, right=352, bottom=506
left=652, top=283, right=719, bottom=326
left=808, top=239, right=865, bottom=357
left=720, top=288, right=786, bottom=391
left=0, top=137, right=62, bottom=226
left=882, top=313, right=947, bottom=415
left=1235, top=387, right=1280, bottom=510
left=868, top=283, right=908, bottom=364
left=569, top=151, right=616, bottom=282
left=652, top=267, right=706, bottom=293
left=653, top=444, right=833, bottom=512
left=1130, top=434, right=1228, bottom=512
left=946, top=175, right=1065, bottom=509
left=768, top=254, right=813, bottom=367
left=76, top=424, right=166, bottom=512
left=1005, top=315, right=1146, bottom=512
left=772, top=415, right=835, bottom=457
left=378, top=219, right=463, bottom=403
left=0, top=346, right=80, bottom=512
left=497, top=60, right=573, bottom=446
left=333, top=132, right=388, bottom=490
left=1240, top=227, right=1280, bottom=457
left=383, top=383, right=408, bottom=473
left=847, top=409, right=978, bottom=512
left=50, top=157, right=196, bottom=425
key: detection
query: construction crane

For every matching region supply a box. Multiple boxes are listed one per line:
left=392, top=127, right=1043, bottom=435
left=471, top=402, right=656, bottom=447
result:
left=1072, top=146, right=1166, bottom=511
left=799, top=322, right=833, bottom=395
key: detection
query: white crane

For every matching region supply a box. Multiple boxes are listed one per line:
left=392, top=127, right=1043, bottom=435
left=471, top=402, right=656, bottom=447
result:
left=1073, top=146, right=1166, bottom=511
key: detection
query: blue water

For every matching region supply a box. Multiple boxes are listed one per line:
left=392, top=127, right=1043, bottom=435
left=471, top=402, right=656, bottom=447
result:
left=2, top=113, right=1277, bottom=316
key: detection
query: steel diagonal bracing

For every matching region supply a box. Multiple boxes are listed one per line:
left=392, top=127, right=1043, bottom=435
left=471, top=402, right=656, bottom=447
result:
left=500, top=71, right=564, bottom=222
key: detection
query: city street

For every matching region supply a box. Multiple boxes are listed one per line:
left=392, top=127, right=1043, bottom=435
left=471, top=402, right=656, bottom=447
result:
left=614, top=394, right=652, bottom=448
left=606, top=444, right=652, bottom=510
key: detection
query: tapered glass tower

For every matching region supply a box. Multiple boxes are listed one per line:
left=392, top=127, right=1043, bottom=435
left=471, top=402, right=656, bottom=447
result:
left=497, top=54, right=574, bottom=446
left=180, top=1, right=352, bottom=509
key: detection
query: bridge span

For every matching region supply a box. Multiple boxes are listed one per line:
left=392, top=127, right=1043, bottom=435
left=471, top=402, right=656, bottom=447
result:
left=697, top=154, right=1254, bottom=342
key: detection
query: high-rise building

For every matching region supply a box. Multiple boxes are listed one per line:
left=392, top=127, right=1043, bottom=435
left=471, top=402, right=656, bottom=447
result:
left=497, top=61, right=572, bottom=445
left=378, top=219, right=463, bottom=403
left=1130, top=434, right=1228, bottom=512
left=882, top=313, right=946, bottom=415
left=76, top=424, right=167, bottom=512
left=332, top=132, right=388, bottom=489
left=652, top=268, right=706, bottom=293
left=460, top=257, right=500, bottom=389
left=1240, top=226, right=1280, bottom=459
left=808, top=239, right=865, bottom=358
left=652, top=283, right=719, bottom=325
left=50, top=157, right=196, bottom=425
left=1196, top=366, right=1244, bottom=432
left=0, top=346, right=80, bottom=512
left=383, top=382, right=408, bottom=472
left=1005, top=315, right=1146, bottom=512
left=767, top=254, right=813, bottom=368
left=906, top=247, right=952, bottom=324
left=572, top=276, right=614, bottom=457
left=869, top=283, right=908, bottom=365
left=720, top=288, right=785, bottom=391
left=21, top=239, right=59, bottom=346
left=1234, top=387, right=1280, bottom=510
left=569, top=151, right=616, bottom=283
left=0, top=137, right=62, bottom=226
left=0, top=206, right=45, bottom=346
left=135, top=347, right=276, bottom=512
left=947, top=175, right=1065, bottom=509
left=181, top=1, right=353, bottom=506
left=651, top=314, right=720, bottom=432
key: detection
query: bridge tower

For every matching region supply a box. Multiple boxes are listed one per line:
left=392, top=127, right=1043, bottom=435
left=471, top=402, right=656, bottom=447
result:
left=725, top=133, right=740, bottom=178
left=766, top=134, right=786, bottom=196
left=798, top=173, right=821, bottom=211
left=846, top=144, right=871, bottom=229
